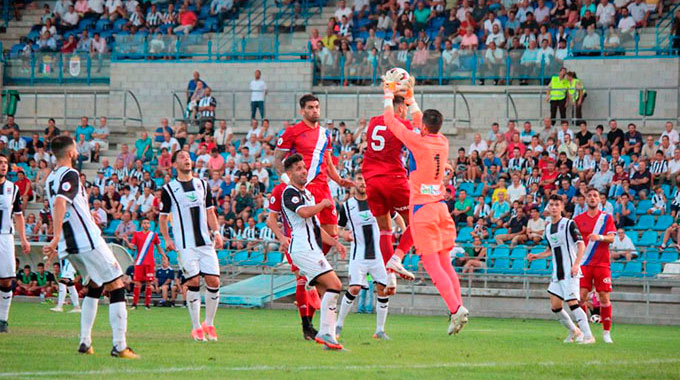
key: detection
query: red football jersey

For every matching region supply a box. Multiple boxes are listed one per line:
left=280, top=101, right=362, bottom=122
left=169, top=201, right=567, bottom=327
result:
left=276, top=121, right=332, bottom=185
left=268, top=182, right=290, bottom=237
left=362, top=115, right=413, bottom=180
left=574, top=211, right=616, bottom=268
left=131, top=230, right=160, bottom=266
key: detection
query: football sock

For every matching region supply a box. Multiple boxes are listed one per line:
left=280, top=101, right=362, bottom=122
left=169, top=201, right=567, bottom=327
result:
left=395, top=226, right=413, bottom=259
left=80, top=290, right=101, bottom=346
left=600, top=303, right=612, bottom=331
left=0, top=287, right=12, bottom=321
left=109, top=288, right=128, bottom=351
left=307, top=286, right=321, bottom=313
left=186, top=286, right=202, bottom=330
left=132, top=284, right=140, bottom=306
left=336, top=291, right=356, bottom=329
left=319, top=290, right=340, bottom=336
left=322, top=234, right=338, bottom=255
left=57, top=283, right=67, bottom=307
left=438, top=249, right=462, bottom=303
left=421, top=253, right=460, bottom=314
left=204, top=287, right=220, bottom=326
left=301, top=316, right=311, bottom=329
left=552, top=307, right=577, bottom=332
left=295, top=277, right=309, bottom=318
left=379, top=231, right=395, bottom=265
left=68, top=286, right=80, bottom=308
left=144, top=284, right=152, bottom=307
left=570, top=304, right=593, bottom=338
left=376, top=297, right=389, bottom=333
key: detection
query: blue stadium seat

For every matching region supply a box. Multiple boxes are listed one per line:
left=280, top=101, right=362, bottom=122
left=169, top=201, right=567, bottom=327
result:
left=638, top=230, right=658, bottom=246
left=636, top=200, right=652, bottom=215
left=232, top=251, right=249, bottom=264
left=510, top=247, right=528, bottom=258
left=9, top=43, right=25, bottom=59
left=644, top=248, right=659, bottom=262
left=113, top=18, right=127, bottom=31
left=457, top=227, right=473, bottom=243
left=509, top=258, right=526, bottom=274
left=611, top=262, right=625, bottom=278
left=527, top=258, right=550, bottom=275
left=622, top=260, right=643, bottom=277
left=660, top=250, right=679, bottom=262
left=458, top=182, right=474, bottom=195
left=246, top=251, right=264, bottom=266
left=634, top=215, right=655, bottom=231
left=493, top=228, right=508, bottom=238
left=405, top=254, right=420, bottom=272
left=625, top=231, right=639, bottom=245
left=654, top=215, right=673, bottom=231
left=217, top=250, right=230, bottom=265
left=473, top=183, right=484, bottom=197
left=488, top=258, right=510, bottom=273
left=661, top=184, right=671, bottom=198
left=265, top=252, right=283, bottom=266
left=645, top=263, right=662, bottom=277
left=95, top=18, right=112, bottom=31
left=490, top=245, right=510, bottom=259
left=166, top=251, right=178, bottom=266
left=104, top=220, right=121, bottom=235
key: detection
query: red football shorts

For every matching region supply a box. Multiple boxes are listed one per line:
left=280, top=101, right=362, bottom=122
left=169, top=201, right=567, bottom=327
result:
left=365, top=175, right=410, bottom=217
left=284, top=251, right=300, bottom=273
left=410, top=201, right=456, bottom=255
left=580, top=265, right=612, bottom=293
left=133, top=264, right=155, bottom=282
left=306, top=179, right=337, bottom=225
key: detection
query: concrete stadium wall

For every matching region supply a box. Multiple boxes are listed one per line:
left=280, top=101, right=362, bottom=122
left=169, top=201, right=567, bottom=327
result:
left=109, top=61, right=313, bottom=129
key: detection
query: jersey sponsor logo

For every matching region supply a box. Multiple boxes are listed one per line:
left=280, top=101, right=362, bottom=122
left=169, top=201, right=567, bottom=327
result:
left=186, top=193, right=197, bottom=202
left=420, top=184, right=441, bottom=195
left=359, top=211, right=372, bottom=221
left=603, top=277, right=611, bottom=284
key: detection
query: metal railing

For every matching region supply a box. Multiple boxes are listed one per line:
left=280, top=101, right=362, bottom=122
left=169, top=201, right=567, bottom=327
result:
left=656, top=2, right=680, bottom=52
left=3, top=52, right=111, bottom=86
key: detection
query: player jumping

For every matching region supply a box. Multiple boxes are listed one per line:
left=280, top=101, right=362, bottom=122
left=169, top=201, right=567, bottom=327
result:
left=43, top=136, right=138, bottom=358
left=363, top=82, right=419, bottom=292
left=274, top=94, right=353, bottom=257
left=160, top=151, right=224, bottom=342
left=336, top=170, right=391, bottom=340
left=528, top=196, right=595, bottom=344
left=266, top=181, right=321, bottom=340
left=50, top=259, right=82, bottom=313
left=281, top=154, right=347, bottom=350
left=574, top=187, right=616, bottom=344
left=382, top=87, right=468, bottom=335
left=124, top=218, right=166, bottom=310
left=0, top=154, right=31, bottom=333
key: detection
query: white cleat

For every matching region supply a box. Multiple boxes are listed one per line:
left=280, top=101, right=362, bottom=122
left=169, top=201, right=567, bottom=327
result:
left=603, top=331, right=613, bottom=344
left=386, top=255, right=415, bottom=281
left=385, top=273, right=397, bottom=294
left=564, top=328, right=583, bottom=343
left=50, top=306, right=64, bottom=312
left=448, top=306, right=469, bottom=335
left=69, top=307, right=82, bottom=313
left=578, top=336, right=596, bottom=344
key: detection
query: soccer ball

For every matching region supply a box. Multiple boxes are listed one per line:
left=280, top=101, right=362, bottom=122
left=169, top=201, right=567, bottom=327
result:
left=590, top=314, right=601, bottom=324
left=382, top=67, right=413, bottom=93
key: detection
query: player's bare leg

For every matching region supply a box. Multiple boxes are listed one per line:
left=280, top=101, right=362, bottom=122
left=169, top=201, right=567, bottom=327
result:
left=598, top=291, right=613, bottom=343
left=321, top=224, right=339, bottom=255
left=201, top=274, right=221, bottom=342
left=312, top=271, right=344, bottom=350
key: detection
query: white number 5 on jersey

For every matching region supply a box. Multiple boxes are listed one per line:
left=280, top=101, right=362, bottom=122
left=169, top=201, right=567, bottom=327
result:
left=370, top=125, right=387, bottom=151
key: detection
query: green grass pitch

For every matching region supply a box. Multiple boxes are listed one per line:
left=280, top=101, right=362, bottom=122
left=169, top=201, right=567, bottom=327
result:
left=1, top=302, right=679, bottom=380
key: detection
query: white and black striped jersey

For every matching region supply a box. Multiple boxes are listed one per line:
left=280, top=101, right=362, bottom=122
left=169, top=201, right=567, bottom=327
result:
left=650, top=159, right=668, bottom=175
left=198, top=96, right=216, bottom=119
left=281, top=185, right=322, bottom=254
left=0, top=180, right=22, bottom=234
left=243, top=225, right=259, bottom=241
left=46, top=166, right=104, bottom=255
left=651, top=193, right=666, bottom=210
left=113, top=167, right=129, bottom=180
left=672, top=189, right=680, bottom=207
left=128, top=168, right=144, bottom=182
left=93, top=176, right=107, bottom=194
left=146, top=10, right=162, bottom=26
left=259, top=226, right=276, bottom=241
left=160, top=178, right=215, bottom=250
left=507, top=157, right=526, bottom=172
left=338, top=197, right=380, bottom=261
left=544, top=217, right=583, bottom=282
left=574, top=156, right=592, bottom=172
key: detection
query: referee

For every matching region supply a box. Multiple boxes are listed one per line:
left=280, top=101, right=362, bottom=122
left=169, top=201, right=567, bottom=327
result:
left=159, top=150, right=224, bottom=343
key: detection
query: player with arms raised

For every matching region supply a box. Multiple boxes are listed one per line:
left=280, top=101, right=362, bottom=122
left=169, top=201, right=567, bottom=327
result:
left=574, top=187, right=616, bottom=343
left=266, top=181, right=321, bottom=340
left=382, top=85, right=468, bottom=335
left=274, top=94, right=353, bottom=256
left=0, top=154, right=31, bottom=332
left=363, top=69, right=419, bottom=291
left=528, top=196, right=595, bottom=344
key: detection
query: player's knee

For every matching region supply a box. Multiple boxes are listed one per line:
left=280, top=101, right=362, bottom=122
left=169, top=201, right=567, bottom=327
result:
left=86, top=286, right=104, bottom=299
left=376, top=285, right=388, bottom=297
left=348, top=285, right=361, bottom=296
left=204, top=275, right=220, bottom=288
left=0, top=284, right=12, bottom=292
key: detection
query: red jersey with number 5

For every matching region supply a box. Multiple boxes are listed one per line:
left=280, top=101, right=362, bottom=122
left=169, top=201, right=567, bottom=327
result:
left=362, top=115, right=413, bottom=180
